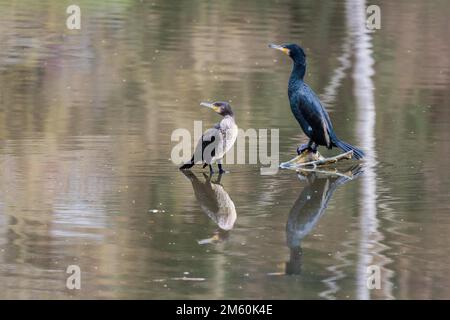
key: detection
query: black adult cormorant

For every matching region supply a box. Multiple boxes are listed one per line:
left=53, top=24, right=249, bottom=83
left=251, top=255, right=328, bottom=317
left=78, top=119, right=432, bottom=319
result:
left=180, top=101, right=238, bottom=174
left=269, top=43, right=365, bottom=159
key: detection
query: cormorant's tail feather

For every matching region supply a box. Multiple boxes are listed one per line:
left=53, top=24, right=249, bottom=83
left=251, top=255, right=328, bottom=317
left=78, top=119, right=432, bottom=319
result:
left=179, top=156, right=195, bottom=170
left=333, top=139, right=365, bottom=160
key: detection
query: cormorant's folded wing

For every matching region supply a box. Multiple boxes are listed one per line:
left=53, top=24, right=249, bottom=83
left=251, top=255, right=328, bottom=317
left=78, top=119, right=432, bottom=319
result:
left=193, top=125, right=220, bottom=162
left=297, top=84, right=333, bottom=148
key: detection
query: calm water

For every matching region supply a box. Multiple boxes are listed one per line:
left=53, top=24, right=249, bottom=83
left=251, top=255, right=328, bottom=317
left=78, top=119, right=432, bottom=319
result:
left=0, top=0, right=449, bottom=299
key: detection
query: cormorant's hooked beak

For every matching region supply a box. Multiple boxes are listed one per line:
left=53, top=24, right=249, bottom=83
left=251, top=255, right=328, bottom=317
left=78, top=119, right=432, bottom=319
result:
left=200, top=102, right=220, bottom=113
left=269, top=43, right=290, bottom=55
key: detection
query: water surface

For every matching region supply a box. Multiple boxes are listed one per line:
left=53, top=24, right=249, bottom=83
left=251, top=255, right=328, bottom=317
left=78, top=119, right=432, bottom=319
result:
left=0, top=0, right=450, bottom=299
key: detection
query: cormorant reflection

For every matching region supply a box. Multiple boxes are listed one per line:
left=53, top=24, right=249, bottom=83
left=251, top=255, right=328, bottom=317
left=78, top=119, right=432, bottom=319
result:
left=182, top=171, right=236, bottom=244
left=285, top=165, right=363, bottom=275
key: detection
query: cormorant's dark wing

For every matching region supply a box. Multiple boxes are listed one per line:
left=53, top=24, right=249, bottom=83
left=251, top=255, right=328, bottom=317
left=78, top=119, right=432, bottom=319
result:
left=297, top=84, right=334, bottom=148
left=201, top=135, right=216, bottom=159
left=193, top=125, right=220, bottom=162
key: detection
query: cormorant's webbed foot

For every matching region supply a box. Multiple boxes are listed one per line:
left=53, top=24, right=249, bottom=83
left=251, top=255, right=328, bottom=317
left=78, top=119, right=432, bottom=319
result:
left=297, top=143, right=318, bottom=155
left=218, top=164, right=226, bottom=175
left=297, top=143, right=310, bottom=155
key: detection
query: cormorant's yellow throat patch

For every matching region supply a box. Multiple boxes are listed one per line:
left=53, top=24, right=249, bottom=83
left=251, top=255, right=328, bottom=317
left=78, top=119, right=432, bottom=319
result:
left=268, top=44, right=290, bottom=55
left=281, top=48, right=290, bottom=55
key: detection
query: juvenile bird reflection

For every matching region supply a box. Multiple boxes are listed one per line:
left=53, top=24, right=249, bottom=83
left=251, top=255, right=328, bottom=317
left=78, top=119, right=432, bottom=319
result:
left=182, top=171, right=237, bottom=244
left=285, top=165, right=363, bottom=275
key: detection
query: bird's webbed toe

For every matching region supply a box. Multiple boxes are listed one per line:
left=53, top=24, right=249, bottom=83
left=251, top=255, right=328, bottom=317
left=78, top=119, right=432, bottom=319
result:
left=297, top=143, right=310, bottom=155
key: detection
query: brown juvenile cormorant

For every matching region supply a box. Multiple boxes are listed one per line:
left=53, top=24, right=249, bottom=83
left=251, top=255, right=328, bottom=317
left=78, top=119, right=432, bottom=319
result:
left=269, top=43, right=365, bottom=159
left=180, top=101, right=238, bottom=174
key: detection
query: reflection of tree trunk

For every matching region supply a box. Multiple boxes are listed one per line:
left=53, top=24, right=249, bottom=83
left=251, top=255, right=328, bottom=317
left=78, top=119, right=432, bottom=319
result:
left=318, top=0, right=395, bottom=300
left=348, top=0, right=394, bottom=300
left=320, top=36, right=352, bottom=109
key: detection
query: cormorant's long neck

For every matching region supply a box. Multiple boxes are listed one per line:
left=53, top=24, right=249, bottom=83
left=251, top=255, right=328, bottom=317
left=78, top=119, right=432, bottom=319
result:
left=289, top=62, right=306, bottom=87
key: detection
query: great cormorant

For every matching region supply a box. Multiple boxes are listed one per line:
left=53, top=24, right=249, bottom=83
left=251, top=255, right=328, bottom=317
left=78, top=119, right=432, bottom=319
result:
left=269, top=43, right=365, bottom=160
left=180, top=101, right=238, bottom=174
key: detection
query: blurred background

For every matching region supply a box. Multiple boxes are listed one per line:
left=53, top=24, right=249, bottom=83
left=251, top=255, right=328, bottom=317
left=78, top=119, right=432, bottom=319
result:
left=0, top=0, right=449, bottom=299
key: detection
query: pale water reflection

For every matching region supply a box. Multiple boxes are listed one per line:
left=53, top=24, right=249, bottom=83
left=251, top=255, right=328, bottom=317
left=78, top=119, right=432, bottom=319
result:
left=0, top=0, right=450, bottom=299
left=182, top=171, right=237, bottom=245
